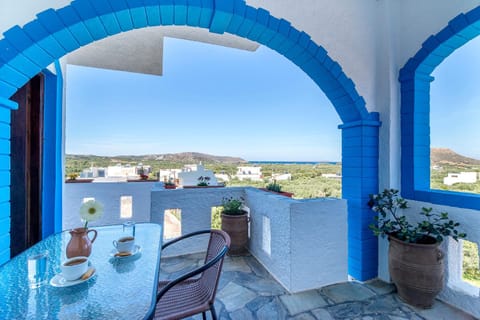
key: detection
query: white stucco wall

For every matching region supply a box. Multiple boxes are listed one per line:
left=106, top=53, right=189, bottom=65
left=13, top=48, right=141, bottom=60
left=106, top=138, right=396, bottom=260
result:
left=0, top=0, right=71, bottom=32
left=151, top=186, right=348, bottom=293
left=150, top=187, right=245, bottom=256
left=63, top=181, right=156, bottom=230
left=246, top=188, right=348, bottom=292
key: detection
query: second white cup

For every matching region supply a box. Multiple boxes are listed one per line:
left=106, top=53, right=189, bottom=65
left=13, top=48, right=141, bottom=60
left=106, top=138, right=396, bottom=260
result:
left=113, top=236, right=135, bottom=253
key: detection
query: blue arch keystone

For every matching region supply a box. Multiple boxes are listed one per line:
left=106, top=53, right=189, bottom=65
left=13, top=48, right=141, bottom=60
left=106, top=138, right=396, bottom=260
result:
left=400, top=5, right=480, bottom=210
left=0, top=0, right=380, bottom=279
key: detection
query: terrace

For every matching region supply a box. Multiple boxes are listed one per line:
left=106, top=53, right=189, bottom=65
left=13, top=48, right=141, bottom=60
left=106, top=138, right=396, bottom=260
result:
left=65, top=183, right=479, bottom=318
left=160, top=253, right=475, bottom=319
left=1, top=1, right=480, bottom=319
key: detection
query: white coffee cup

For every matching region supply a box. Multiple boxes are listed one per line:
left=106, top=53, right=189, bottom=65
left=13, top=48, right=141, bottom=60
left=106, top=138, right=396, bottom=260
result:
left=113, top=236, right=135, bottom=253
left=61, top=256, right=89, bottom=281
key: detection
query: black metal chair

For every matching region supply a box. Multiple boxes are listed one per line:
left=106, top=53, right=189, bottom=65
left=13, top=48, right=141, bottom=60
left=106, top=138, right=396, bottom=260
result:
left=154, top=229, right=231, bottom=320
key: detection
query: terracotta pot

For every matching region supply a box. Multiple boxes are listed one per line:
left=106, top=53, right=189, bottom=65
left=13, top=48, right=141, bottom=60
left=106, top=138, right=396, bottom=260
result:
left=221, top=212, right=249, bottom=256
left=388, top=235, right=444, bottom=308
left=66, top=227, right=98, bottom=258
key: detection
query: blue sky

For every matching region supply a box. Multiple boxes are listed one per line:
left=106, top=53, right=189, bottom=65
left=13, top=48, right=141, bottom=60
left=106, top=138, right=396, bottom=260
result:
left=66, top=37, right=340, bottom=161
left=431, top=36, right=480, bottom=160
left=66, top=36, right=479, bottom=161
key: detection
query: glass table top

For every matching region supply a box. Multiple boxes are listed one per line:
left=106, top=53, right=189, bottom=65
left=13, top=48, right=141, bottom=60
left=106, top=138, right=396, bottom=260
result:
left=0, top=223, right=162, bottom=320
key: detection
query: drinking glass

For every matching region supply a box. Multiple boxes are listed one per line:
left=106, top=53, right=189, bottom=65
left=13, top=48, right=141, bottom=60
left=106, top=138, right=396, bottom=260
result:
left=123, top=220, right=136, bottom=238
left=27, top=251, right=48, bottom=288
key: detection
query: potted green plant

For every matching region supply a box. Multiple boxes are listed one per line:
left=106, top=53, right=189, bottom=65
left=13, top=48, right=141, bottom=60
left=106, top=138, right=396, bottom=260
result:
left=368, top=189, right=466, bottom=308
left=197, top=176, right=210, bottom=186
left=164, top=179, right=176, bottom=189
left=67, top=173, right=79, bottom=181
left=261, top=181, right=294, bottom=198
left=221, top=196, right=249, bottom=256
left=65, top=173, right=93, bottom=183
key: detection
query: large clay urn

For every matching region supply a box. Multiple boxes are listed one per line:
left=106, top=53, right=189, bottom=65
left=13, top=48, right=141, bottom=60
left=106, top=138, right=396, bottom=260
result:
left=221, top=212, right=249, bottom=256
left=388, top=235, right=444, bottom=308
left=66, top=227, right=98, bottom=258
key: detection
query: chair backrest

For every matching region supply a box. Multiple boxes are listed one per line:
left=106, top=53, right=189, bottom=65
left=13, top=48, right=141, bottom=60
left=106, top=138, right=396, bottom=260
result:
left=199, top=230, right=231, bottom=302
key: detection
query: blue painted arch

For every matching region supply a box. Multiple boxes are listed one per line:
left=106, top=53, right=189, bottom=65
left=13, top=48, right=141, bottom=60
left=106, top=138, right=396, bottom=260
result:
left=0, top=0, right=380, bottom=279
left=399, top=6, right=480, bottom=210
left=0, top=0, right=372, bottom=123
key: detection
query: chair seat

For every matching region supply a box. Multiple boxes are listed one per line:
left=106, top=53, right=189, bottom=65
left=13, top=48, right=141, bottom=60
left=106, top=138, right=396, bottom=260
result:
left=155, top=278, right=211, bottom=320
left=155, top=230, right=230, bottom=320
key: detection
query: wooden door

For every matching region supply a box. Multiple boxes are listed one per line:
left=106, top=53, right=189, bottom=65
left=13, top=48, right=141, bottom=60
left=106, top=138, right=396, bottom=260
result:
left=10, top=74, right=44, bottom=257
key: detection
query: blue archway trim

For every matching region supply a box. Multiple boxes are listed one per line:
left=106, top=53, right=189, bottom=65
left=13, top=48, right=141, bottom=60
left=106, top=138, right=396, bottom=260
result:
left=0, top=0, right=369, bottom=124
left=0, top=0, right=380, bottom=279
left=399, top=6, right=480, bottom=210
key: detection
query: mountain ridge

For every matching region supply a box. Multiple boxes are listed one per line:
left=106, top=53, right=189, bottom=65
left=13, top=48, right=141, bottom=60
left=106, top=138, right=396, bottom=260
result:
left=67, top=152, right=247, bottom=164
left=67, top=148, right=479, bottom=166
left=431, top=148, right=480, bottom=166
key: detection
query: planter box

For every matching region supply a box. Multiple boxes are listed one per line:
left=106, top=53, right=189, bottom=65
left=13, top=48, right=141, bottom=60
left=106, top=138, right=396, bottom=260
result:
left=259, top=188, right=294, bottom=198
left=182, top=185, right=225, bottom=189
left=164, top=185, right=176, bottom=189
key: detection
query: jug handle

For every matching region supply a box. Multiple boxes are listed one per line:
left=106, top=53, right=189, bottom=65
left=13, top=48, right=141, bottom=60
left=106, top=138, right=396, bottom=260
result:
left=88, top=229, right=98, bottom=243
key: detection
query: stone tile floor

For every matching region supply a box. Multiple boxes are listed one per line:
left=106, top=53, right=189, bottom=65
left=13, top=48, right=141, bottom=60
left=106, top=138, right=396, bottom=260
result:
left=159, top=253, right=477, bottom=320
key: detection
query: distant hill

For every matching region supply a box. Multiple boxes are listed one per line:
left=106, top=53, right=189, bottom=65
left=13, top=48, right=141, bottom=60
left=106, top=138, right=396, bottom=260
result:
left=431, top=148, right=480, bottom=166
left=66, top=152, right=246, bottom=164
left=154, top=152, right=246, bottom=163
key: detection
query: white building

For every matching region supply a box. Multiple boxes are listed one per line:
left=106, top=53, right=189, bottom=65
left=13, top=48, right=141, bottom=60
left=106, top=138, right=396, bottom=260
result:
left=215, top=173, right=230, bottom=182
left=106, top=165, right=137, bottom=178
left=272, top=173, right=292, bottom=181
left=322, top=173, right=342, bottom=179
left=80, top=167, right=106, bottom=179
left=235, top=166, right=263, bottom=181
left=178, top=164, right=219, bottom=187
left=159, top=169, right=182, bottom=183
left=443, top=172, right=478, bottom=186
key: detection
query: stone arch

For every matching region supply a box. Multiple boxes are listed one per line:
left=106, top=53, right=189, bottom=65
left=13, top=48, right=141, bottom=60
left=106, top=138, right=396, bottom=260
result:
left=0, top=0, right=380, bottom=280
left=400, top=6, right=480, bottom=209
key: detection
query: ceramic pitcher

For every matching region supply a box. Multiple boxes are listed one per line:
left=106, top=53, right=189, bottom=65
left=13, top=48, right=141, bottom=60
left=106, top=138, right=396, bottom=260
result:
left=66, top=227, right=98, bottom=258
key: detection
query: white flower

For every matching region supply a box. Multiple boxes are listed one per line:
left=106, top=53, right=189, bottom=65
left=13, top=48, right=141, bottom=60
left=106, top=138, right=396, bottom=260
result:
left=80, top=200, right=104, bottom=228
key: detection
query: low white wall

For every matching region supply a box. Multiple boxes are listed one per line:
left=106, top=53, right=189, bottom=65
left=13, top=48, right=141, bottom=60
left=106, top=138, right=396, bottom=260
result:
left=63, top=181, right=156, bottom=230
left=246, top=188, right=348, bottom=292
left=150, top=187, right=245, bottom=256
left=150, top=186, right=348, bottom=293
left=381, top=201, right=480, bottom=318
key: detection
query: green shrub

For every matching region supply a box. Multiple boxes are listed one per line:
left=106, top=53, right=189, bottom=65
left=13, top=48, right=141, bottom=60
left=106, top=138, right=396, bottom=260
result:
left=266, top=181, right=282, bottom=192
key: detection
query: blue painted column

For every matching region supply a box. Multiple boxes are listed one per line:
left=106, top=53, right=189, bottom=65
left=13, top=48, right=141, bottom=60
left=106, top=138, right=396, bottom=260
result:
left=0, top=97, right=17, bottom=265
left=340, top=117, right=380, bottom=281
left=400, top=72, right=433, bottom=199
left=42, top=62, right=63, bottom=238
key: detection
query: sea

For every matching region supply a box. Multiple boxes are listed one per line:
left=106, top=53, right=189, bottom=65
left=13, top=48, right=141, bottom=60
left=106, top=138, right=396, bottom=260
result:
left=248, top=161, right=339, bottom=165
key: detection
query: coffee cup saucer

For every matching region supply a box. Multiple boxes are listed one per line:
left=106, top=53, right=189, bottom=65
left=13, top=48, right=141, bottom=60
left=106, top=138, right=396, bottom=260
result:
left=109, top=245, right=142, bottom=259
left=50, top=263, right=96, bottom=287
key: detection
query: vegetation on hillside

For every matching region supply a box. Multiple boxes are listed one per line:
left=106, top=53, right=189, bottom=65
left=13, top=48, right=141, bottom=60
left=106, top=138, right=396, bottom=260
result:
left=431, top=164, right=480, bottom=194
left=463, top=241, right=480, bottom=287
